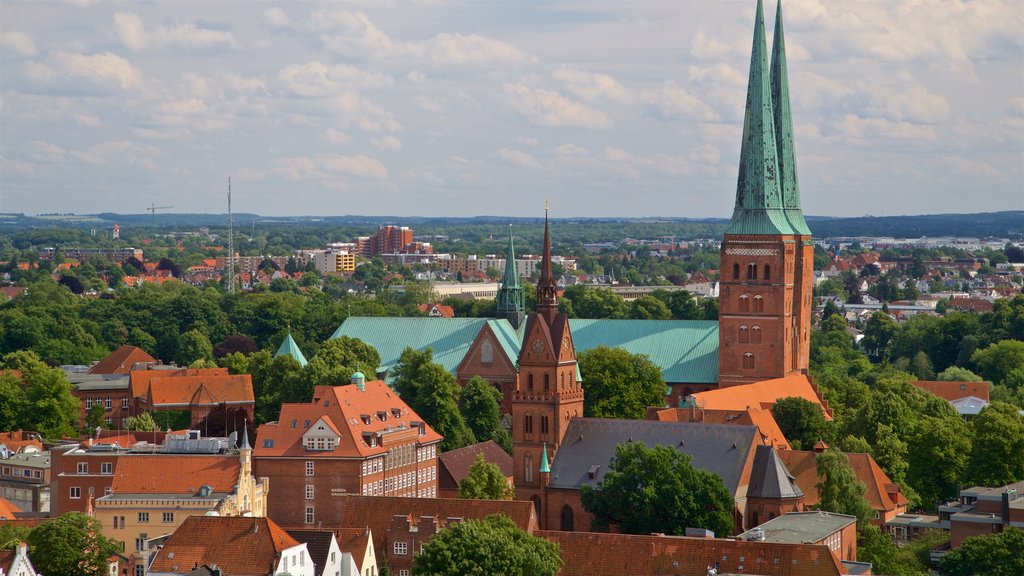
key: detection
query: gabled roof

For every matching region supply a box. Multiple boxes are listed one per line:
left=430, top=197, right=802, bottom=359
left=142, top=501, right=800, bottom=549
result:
left=0, top=497, right=21, bottom=520
left=255, top=380, right=442, bottom=459
left=89, top=345, right=157, bottom=375
left=109, top=455, right=240, bottom=495
left=546, top=418, right=759, bottom=496
left=286, top=529, right=335, bottom=575
left=275, top=332, right=308, bottom=367
left=912, top=380, right=990, bottom=402
left=148, top=516, right=299, bottom=575
left=647, top=406, right=791, bottom=450
left=539, top=530, right=849, bottom=576
left=692, top=373, right=831, bottom=419
left=568, top=319, right=719, bottom=384
left=748, top=445, right=804, bottom=499
left=330, top=317, right=494, bottom=380
left=0, top=430, right=44, bottom=454
left=779, top=450, right=904, bottom=513
left=132, top=369, right=254, bottom=408
left=329, top=495, right=538, bottom=563
left=437, top=440, right=513, bottom=493
left=332, top=527, right=373, bottom=573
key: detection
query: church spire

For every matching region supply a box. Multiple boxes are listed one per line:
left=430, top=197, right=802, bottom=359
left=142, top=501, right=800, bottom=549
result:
left=726, top=0, right=795, bottom=236
left=496, top=224, right=525, bottom=328
left=771, top=0, right=812, bottom=236
left=536, top=201, right=558, bottom=322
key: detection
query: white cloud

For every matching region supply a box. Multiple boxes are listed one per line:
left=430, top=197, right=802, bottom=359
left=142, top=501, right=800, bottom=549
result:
left=372, top=135, right=403, bottom=151
left=553, top=68, right=629, bottom=102
left=505, top=83, right=612, bottom=129
left=416, top=95, right=445, bottom=113
left=69, top=140, right=161, bottom=172
left=27, top=141, right=65, bottom=163
left=275, top=154, right=389, bottom=180
left=517, top=136, right=538, bottom=146
left=26, top=51, right=142, bottom=91
left=0, top=31, right=38, bottom=57
left=114, top=12, right=236, bottom=52
left=554, top=143, right=588, bottom=157
left=277, top=61, right=393, bottom=97
left=496, top=148, right=539, bottom=169
left=264, top=7, right=292, bottom=30
left=427, top=33, right=529, bottom=66
left=645, top=80, right=719, bottom=122
left=324, top=129, right=352, bottom=145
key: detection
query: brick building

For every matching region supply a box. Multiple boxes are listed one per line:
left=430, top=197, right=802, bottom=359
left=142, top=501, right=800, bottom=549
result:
left=940, top=480, right=1024, bottom=548
left=436, top=440, right=513, bottom=499
left=254, top=374, right=442, bottom=527
left=371, top=225, right=413, bottom=256
left=0, top=450, right=49, bottom=513
left=129, top=367, right=255, bottom=426
left=739, top=511, right=858, bottom=563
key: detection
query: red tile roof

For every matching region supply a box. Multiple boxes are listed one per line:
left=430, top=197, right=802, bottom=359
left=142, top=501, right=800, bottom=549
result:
left=131, top=368, right=253, bottom=408
left=89, top=345, right=158, bottom=375
left=913, top=380, right=991, bottom=402
left=332, top=527, right=373, bottom=573
left=539, top=531, right=848, bottom=576
left=149, top=516, right=298, bottom=575
left=0, top=430, right=44, bottom=453
left=110, top=455, right=240, bottom=495
left=647, top=407, right=791, bottom=450
left=779, top=450, right=905, bottom=514
left=255, top=381, right=441, bottom=459
left=692, top=373, right=832, bottom=420
left=437, top=440, right=513, bottom=493
left=0, top=498, right=21, bottom=520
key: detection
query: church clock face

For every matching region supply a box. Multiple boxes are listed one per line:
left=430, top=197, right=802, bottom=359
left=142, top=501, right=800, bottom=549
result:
left=531, top=338, right=544, bottom=354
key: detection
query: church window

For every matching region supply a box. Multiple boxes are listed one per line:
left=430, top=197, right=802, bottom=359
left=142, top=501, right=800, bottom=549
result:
left=747, top=263, right=757, bottom=280
left=733, top=263, right=740, bottom=279
left=764, top=264, right=770, bottom=280
left=481, top=340, right=493, bottom=364
left=739, top=294, right=750, bottom=312
left=524, top=414, right=533, bottom=434
left=752, top=511, right=759, bottom=527
left=753, top=295, right=764, bottom=312
left=541, top=416, right=549, bottom=435
left=739, top=325, right=749, bottom=343
left=544, top=374, right=550, bottom=391
left=561, top=505, right=575, bottom=531
left=743, top=353, right=755, bottom=370
left=752, top=326, right=762, bottom=344
left=525, top=455, right=534, bottom=483
left=528, top=374, right=534, bottom=390
left=560, top=372, right=565, bottom=388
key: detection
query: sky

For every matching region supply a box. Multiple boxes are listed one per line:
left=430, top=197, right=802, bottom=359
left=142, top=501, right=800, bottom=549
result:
left=1, top=0, right=1022, bottom=219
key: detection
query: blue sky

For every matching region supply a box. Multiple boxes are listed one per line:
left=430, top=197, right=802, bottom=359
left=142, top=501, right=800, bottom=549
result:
left=1, top=0, right=1022, bottom=218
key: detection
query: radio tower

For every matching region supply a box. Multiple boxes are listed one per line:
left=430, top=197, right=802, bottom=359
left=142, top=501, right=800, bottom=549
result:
left=226, top=177, right=236, bottom=294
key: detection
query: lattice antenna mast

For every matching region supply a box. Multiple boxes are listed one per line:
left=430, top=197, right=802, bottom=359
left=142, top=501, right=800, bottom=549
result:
left=227, top=177, right=236, bottom=294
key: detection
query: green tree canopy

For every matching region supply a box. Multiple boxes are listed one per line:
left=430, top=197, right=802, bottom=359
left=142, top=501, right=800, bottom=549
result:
left=965, top=402, right=1024, bottom=487
left=457, top=454, right=514, bottom=500
left=936, top=366, right=984, bottom=382
left=972, top=340, right=1024, bottom=388
left=940, top=527, right=1024, bottom=576
left=577, top=346, right=666, bottom=420
left=28, top=512, right=121, bottom=576
left=392, top=348, right=475, bottom=452
left=413, top=514, right=561, bottom=576
left=124, top=412, right=157, bottom=431
left=815, top=448, right=873, bottom=527
left=303, top=336, right=381, bottom=393
left=628, top=296, right=672, bottom=320
left=458, top=377, right=511, bottom=453
left=580, top=442, right=734, bottom=537
left=772, top=396, right=831, bottom=450
left=176, top=328, right=213, bottom=366
left=906, top=416, right=971, bottom=509
left=0, top=351, right=78, bottom=439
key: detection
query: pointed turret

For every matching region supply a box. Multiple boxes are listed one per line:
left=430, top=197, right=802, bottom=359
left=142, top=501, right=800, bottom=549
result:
left=496, top=224, right=525, bottom=329
left=536, top=202, right=558, bottom=323
left=241, top=424, right=251, bottom=451
left=726, top=0, right=795, bottom=236
left=274, top=331, right=308, bottom=367
left=771, top=0, right=812, bottom=236
left=539, top=442, right=551, bottom=473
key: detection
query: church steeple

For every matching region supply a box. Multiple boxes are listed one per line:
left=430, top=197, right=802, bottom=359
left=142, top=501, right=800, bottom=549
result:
left=496, top=224, right=525, bottom=329
left=771, top=0, right=812, bottom=236
left=725, top=0, right=795, bottom=237
left=536, top=201, right=558, bottom=323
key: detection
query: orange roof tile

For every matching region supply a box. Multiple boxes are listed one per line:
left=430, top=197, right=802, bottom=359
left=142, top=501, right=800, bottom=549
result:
left=779, top=450, right=903, bottom=514
left=912, top=380, right=990, bottom=402
left=130, top=368, right=253, bottom=408
left=540, top=531, right=848, bottom=576
left=149, top=516, right=298, bottom=574
left=437, top=440, right=513, bottom=493
left=0, top=431, right=43, bottom=454
left=332, top=527, right=373, bottom=573
left=110, top=455, right=240, bottom=495
left=0, top=498, right=21, bottom=520
left=648, top=407, right=791, bottom=450
left=89, top=345, right=158, bottom=375
left=692, top=373, right=832, bottom=420
left=255, top=380, right=441, bottom=460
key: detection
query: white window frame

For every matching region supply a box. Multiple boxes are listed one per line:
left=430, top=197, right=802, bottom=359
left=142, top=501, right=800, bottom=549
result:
left=70, top=486, right=81, bottom=499
left=306, top=461, right=314, bottom=476
left=305, top=506, right=314, bottom=524
left=77, top=462, right=88, bottom=474
left=305, top=484, right=314, bottom=500
left=162, top=512, right=174, bottom=523
left=393, top=541, right=408, bottom=556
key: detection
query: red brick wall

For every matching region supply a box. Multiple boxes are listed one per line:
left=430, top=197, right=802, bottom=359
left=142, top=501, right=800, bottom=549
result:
left=73, top=389, right=132, bottom=429
left=50, top=449, right=119, bottom=515
left=950, top=520, right=1004, bottom=548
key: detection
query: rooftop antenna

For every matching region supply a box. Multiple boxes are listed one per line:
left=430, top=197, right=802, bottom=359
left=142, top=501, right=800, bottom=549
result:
left=227, top=177, right=236, bottom=294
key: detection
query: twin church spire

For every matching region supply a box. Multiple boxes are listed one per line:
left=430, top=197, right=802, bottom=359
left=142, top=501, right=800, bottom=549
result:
left=728, top=0, right=811, bottom=237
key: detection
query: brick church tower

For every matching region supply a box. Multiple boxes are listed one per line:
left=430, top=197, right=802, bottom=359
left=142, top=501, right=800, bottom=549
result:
left=718, top=0, right=813, bottom=387
left=512, top=206, right=584, bottom=511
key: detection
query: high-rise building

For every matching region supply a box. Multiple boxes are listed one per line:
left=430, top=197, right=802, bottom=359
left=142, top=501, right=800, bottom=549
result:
left=718, top=0, right=813, bottom=386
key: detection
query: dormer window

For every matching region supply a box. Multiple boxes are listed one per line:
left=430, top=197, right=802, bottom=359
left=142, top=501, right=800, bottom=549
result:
left=377, top=411, right=388, bottom=422
left=363, top=432, right=378, bottom=448
left=361, top=414, right=372, bottom=425
left=391, top=408, right=402, bottom=418
left=302, top=417, right=341, bottom=451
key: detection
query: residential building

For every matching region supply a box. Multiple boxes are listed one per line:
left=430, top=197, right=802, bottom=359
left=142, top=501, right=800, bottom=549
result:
left=148, top=516, right=313, bottom=576
left=939, top=480, right=1024, bottom=548
left=0, top=451, right=49, bottom=513
left=437, top=440, right=513, bottom=499
left=287, top=529, right=356, bottom=576
left=69, top=376, right=132, bottom=429
left=39, top=247, right=143, bottom=263
left=331, top=528, right=378, bottom=576
left=0, top=498, right=20, bottom=520
left=129, top=367, right=255, bottom=426
left=89, top=345, right=159, bottom=375
left=310, top=250, right=356, bottom=274
left=912, top=380, right=990, bottom=402
left=739, top=511, right=858, bottom=562
left=0, top=432, right=43, bottom=456
left=254, top=374, right=442, bottom=527
left=417, top=303, right=455, bottom=318
left=0, top=542, right=39, bottom=576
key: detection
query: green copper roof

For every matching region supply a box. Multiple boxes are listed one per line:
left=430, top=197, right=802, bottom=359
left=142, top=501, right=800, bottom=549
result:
left=539, top=442, right=551, bottom=473
left=726, top=0, right=795, bottom=236
left=568, top=319, right=719, bottom=384
left=274, top=332, right=308, bottom=367
left=770, top=0, right=812, bottom=236
left=496, top=225, right=525, bottom=328
left=487, top=319, right=525, bottom=367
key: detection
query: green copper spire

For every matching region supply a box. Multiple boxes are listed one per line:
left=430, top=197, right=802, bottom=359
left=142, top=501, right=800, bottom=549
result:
left=771, top=0, right=812, bottom=236
left=539, top=442, right=550, bottom=473
left=726, top=0, right=795, bottom=236
left=274, top=331, right=308, bottom=367
left=496, top=224, right=525, bottom=329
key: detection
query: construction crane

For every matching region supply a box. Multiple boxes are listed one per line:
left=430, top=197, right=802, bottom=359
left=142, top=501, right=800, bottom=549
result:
left=146, top=203, right=173, bottom=227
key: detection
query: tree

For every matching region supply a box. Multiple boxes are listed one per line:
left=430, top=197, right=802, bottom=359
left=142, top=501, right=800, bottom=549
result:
left=0, top=372, right=27, bottom=432
left=458, top=454, right=514, bottom=500
left=413, top=514, right=561, bottom=576
left=965, top=402, right=1024, bottom=486
left=58, top=274, right=85, bottom=294
left=815, top=448, right=872, bottom=527
left=771, top=397, right=830, bottom=451
left=577, top=346, right=666, bottom=420
left=857, top=524, right=929, bottom=576
left=861, top=312, right=899, bottom=361
left=940, top=527, right=1024, bottom=576
left=303, top=337, right=381, bottom=391
left=936, top=366, right=984, bottom=382
left=124, top=412, right=157, bottom=431
left=459, top=377, right=511, bottom=453
left=629, top=296, right=671, bottom=320
left=906, top=416, right=970, bottom=509
left=27, top=512, right=120, bottom=576
left=580, top=443, right=734, bottom=537
left=86, top=403, right=106, bottom=430
left=156, top=257, right=181, bottom=277
left=176, top=329, right=213, bottom=366
left=563, top=286, right=628, bottom=319
left=392, top=348, right=475, bottom=452
left=213, top=334, right=259, bottom=358
left=1, top=351, right=79, bottom=439
left=972, top=340, right=1024, bottom=389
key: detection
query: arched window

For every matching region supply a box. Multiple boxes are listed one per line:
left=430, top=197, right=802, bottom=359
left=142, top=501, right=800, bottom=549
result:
left=544, top=373, right=550, bottom=391
left=560, top=372, right=565, bottom=389
left=733, top=263, right=740, bottom=279
left=739, top=294, right=750, bottom=312
left=528, top=373, right=534, bottom=390
left=747, top=263, right=757, bottom=280
left=753, top=295, right=764, bottom=313
left=738, top=325, right=749, bottom=343
left=743, top=353, right=755, bottom=370
left=763, top=264, right=771, bottom=280
left=541, top=416, right=549, bottom=436
left=525, top=455, right=534, bottom=483
left=481, top=340, right=493, bottom=364
left=752, top=325, right=762, bottom=344
left=524, top=414, right=533, bottom=434
left=561, top=505, right=575, bottom=531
